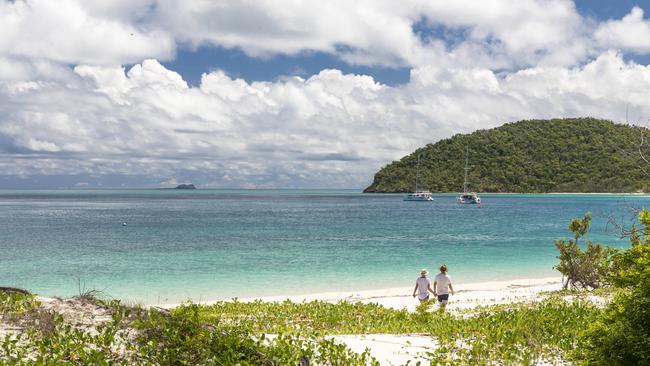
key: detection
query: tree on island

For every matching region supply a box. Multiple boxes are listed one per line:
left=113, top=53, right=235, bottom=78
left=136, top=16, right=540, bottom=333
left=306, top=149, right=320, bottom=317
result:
left=365, top=118, right=650, bottom=193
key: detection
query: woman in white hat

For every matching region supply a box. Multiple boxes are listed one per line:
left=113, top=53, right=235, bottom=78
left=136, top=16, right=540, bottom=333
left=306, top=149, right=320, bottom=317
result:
left=412, top=269, right=434, bottom=303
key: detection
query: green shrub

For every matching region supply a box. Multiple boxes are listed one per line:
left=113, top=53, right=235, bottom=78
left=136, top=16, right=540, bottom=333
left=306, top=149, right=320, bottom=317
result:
left=554, top=212, right=613, bottom=290
left=580, top=276, right=650, bottom=365
left=428, top=298, right=596, bottom=365
left=578, top=210, right=650, bottom=365
left=132, top=304, right=273, bottom=365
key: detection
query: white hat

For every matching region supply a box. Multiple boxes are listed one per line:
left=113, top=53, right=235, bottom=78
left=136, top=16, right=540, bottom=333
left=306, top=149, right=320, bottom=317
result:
left=420, top=269, right=429, bottom=276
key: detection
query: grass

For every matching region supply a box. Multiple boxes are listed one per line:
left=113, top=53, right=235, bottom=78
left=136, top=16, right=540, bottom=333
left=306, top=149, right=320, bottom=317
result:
left=197, top=296, right=598, bottom=364
left=0, top=290, right=600, bottom=365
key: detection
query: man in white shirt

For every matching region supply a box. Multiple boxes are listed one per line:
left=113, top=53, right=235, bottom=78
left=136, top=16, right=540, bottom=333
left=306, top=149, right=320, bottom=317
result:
left=412, top=269, right=435, bottom=303
left=433, top=264, right=454, bottom=311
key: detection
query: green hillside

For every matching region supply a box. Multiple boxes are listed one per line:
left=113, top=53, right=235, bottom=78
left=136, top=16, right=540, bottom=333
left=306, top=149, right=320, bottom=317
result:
left=364, top=118, right=650, bottom=193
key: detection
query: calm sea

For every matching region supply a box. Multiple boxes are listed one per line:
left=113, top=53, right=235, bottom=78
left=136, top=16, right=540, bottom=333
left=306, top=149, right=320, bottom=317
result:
left=1, top=190, right=647, bottom=304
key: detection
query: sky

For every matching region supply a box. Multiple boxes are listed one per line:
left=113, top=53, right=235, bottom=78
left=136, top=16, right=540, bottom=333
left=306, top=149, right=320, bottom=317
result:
left=2, top=0, right=650, bottom=189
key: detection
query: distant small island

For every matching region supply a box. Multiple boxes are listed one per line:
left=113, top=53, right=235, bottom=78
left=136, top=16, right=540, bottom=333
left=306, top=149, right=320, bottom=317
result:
left=365, top=118, right=650, bottom=193
left=175, top=184, right=196, bottom=189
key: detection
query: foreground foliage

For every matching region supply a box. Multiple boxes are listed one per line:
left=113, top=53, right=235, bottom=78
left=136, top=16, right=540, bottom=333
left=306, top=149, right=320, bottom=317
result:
left=202, top=296, right=597, bottom=364
left=365, top=118, right=650, bottom=193
left=0, top=289, right=599, bottom=365
left=577, top=210, right=650, bottom=365
left=550, top=209, right=650, bottom=365
left=0, top=292, right=376, bottom=365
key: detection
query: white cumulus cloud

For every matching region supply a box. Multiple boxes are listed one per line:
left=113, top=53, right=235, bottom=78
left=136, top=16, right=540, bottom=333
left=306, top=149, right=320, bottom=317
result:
left=595, top=6, right=650, bottom=54
left=1, top=52, right=650, bottom=187
left=0, top=0, right=175, bottom=65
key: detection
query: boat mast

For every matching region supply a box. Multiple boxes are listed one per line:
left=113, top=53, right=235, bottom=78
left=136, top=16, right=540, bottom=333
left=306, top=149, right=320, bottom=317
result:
left=463, top=147, right=469, bottom=194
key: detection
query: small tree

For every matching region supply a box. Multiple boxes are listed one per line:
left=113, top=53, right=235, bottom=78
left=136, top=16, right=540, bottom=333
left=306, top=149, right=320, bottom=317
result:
left=554, top=212, right=612, bottom=290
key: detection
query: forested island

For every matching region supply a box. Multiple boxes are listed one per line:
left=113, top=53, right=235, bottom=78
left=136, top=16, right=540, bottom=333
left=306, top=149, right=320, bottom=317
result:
left=175, top=184, right=196, bottom=189
left=364, top=118, right=650, bottom=193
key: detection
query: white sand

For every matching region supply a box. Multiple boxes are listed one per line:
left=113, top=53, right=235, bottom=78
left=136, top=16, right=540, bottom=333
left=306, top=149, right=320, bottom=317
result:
left=331, top=334, right=437, bottom=365
left=160, top=276, right=563, bottom=312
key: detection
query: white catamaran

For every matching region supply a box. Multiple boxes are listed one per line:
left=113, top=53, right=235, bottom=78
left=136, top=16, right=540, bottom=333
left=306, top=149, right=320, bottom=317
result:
left=404, top=155, right=434, bottom=201
left=457, top=147, right=481, bottom=204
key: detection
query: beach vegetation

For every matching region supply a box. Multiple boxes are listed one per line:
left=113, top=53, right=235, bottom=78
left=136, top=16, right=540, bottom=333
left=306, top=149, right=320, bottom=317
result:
left=1, top=288, right=599, bottom=365
left=554, top=212, right=613, bottom=290
left=577, top=209, right=650, bottom=365
left=0, top=291, right=377, bottom=365
left=197, top=296, right=597, bottom=364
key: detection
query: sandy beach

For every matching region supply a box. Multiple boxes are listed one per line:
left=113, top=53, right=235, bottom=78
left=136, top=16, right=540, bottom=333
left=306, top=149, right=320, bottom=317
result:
left=160, top=276, right=563, bottom=312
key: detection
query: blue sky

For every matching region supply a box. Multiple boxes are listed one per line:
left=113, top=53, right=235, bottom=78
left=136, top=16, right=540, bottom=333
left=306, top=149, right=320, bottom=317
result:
left=1, top=0, right=650, bottom=188
left=575, top=0, right=649, bottom=19
left=577, top=0, right=650, bottom=65
left=163, top=1, right=650, bottom=87
left=163, top=47, right=412, bottom=87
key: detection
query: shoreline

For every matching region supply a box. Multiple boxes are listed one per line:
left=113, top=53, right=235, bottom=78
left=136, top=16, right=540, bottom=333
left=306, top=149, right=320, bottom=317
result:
left=158, top=276, right=563, bottom=311
left=364, top=191, right=648, bottom=195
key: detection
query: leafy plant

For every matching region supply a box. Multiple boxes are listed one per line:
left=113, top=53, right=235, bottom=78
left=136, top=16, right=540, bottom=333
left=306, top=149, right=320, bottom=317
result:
left=554, top=212, right=613, bottom=290
left=578, top=209, right=650, bottom=365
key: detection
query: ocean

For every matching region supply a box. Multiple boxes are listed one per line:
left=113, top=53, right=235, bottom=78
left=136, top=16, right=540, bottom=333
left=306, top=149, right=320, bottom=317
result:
left=1, top=189, right=647, bottom=304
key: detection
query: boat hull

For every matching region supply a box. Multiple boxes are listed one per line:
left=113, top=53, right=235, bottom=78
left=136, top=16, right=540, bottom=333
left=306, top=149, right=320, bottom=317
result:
left=457, top=194, right=481, bottom=204
left=404, top=192, right=434, bottom=201
left=404, top=196, right=434, bottom=201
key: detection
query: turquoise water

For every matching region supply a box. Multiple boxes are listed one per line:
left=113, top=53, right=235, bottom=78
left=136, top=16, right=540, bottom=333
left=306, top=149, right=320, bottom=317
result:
left=1, top=190, right=648, bottom=304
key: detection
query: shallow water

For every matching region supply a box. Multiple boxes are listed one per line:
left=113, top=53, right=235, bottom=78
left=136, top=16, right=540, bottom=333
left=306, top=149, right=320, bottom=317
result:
left=1, top=189, right=647, bottom=304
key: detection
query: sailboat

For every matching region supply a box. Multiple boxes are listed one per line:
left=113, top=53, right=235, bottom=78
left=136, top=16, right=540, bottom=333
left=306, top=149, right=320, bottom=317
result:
left=404, top=155, right=433, bottom=201
left=457, top=147, right=481, bottom=204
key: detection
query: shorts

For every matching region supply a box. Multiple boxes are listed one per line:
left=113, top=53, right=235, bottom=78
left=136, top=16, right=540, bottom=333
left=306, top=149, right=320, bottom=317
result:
left=418, top=294, right=430, bottom=301
left=437, top=294, right=449, bottom=302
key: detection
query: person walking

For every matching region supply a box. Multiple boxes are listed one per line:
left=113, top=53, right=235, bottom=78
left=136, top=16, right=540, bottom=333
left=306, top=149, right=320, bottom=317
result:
left=433, top=264, right=454, bottom=311
left=412, top=269, right=434, bottom=303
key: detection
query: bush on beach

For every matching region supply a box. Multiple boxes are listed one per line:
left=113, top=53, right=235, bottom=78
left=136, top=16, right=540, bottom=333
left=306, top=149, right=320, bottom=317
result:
left=577, top=209, right=650, bottom=365
left=554, top=212, right=613, bottom=290
left=551, top=209, right=650, bottom=365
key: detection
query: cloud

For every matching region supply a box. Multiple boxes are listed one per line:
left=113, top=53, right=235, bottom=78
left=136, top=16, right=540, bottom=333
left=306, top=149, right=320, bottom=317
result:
left=0, top=0, right=175, bottom=65
left=595, top=6, right=650, bottom=54
left=0, top=0, right=585, bottom=69
left=2, top=0, right=647, bottom=70
left=148, top=0, right=592, bottom=69
left=1, top=52, right=650, bottom=188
